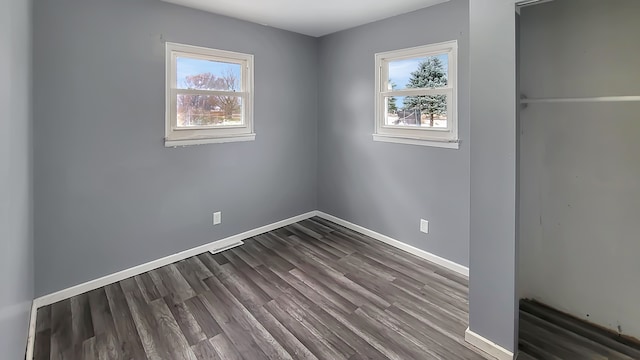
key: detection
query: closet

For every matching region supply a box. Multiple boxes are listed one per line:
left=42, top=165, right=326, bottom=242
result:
left=517, top=0, right=640, bottom=355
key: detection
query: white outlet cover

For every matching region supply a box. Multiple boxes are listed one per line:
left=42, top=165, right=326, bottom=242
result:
left=420, top=219, right=429, bottom=233
left=213, top=212, right=221, bottom=225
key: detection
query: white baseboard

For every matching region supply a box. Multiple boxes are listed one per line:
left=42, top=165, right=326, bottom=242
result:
left=33, top=211, right=317, bottom=309
left=465, top=327, right=515, bottom=360
left=315, top=211, right=469, bottom=277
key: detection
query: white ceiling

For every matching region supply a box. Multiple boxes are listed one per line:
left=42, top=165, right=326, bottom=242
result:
left=161, top=0, right=449, bottom=37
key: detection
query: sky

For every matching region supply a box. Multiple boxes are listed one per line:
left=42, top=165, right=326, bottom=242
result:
left=176, top=57, right=241, bottom=88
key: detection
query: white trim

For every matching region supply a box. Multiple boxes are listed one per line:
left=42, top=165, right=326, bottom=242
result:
left=315, top=211, right=469, bottom=277
left=516, top=0, right=554, bottom=9
left=25, top=301, right=38, bottom=360
left=164, top=133, right=255, bottom=147
left=521, top=95, right=640, bottom=104
left=465, top=327, right=515, bottom=360
left=373, top=134, right=460, bottom=149
left=32, top=211, right=316, bottom=309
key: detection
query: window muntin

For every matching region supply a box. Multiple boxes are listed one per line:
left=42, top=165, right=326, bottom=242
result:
left=165, top=43, right=254, bottom=146
left=375, top=41, right=458, bottom=147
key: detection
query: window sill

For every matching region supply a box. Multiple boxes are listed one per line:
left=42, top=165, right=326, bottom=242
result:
left=164, top=134, right=256, bottom=147
left=372, top=134, right=460, bottom=149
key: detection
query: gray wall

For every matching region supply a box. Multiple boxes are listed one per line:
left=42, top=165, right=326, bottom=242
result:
left=0, top=0, right=34, bottom=357
left=468, top=0, right=518, bottom=352
left=519, top=0, right=640, bottom=339
left=317, top=0, right=471, bottom=267
left=33, top=0, right=318, bottom=296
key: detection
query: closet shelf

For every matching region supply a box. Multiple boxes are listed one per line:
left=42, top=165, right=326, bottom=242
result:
left=520, top=95, right=640, bottom=104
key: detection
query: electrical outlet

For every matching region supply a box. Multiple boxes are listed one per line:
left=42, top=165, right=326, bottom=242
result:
left=420, top=219, right=429, bottom=234
left=213, top=211, right=221, bottom=225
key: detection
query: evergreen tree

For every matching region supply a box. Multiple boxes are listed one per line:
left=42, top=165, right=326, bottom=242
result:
left=388, top=81, right=398, bottom=114
left=403, top=57, right=447, bottom=127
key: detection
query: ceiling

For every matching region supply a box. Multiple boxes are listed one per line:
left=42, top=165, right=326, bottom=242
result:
left=160, top=0, right=449, bottom=37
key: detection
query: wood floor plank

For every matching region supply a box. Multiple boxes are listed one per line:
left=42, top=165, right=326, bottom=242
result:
left=274, top=268, right=352, bottom=319
left=520, top=310, right=633, bottom=360
left=119, top=278, right=171, bottom=360
left=360, top=303, right=471, bottom=360
left=50, top=300, right=72, bottom=359
left=33, top=328, right=51, bottom=360
left=153, top=264, right=197, bottom=304
left=164, top=298, right=207, bottom=346
left=288, top=268, right=358, bottom=314
left=290, top=234, right=342, bottom=262
left=200, top=252, right=273, bottom=310
left=385, top=304, right=482, bottom=358
left=82, top=337, right=98, bottom=360
left=134, top=273, right=162, bottom=304
left=313, top=232, right=356, bottom=257
left=388, top=281, right=469, bottom=326
left=280, top=244, right=391, bottom=309
left=228, top=245, right=264, bottom=268
left=209, top=252, right=229, bottom=265
left=183, top=295, right=223, bottom=339
left=198, top=290, right=269, bottom=360
left=71, top=293, right=95, bottom=346
left=103, top=283, right=147, bottom=360
left=242, top=240, right=296, bottom=272
left=294, top=232, right=353, bottom=261
left=265, top=299, right=348, bottom=360
left=191, top=338, right=222, bottom=360
left=203, top=276, right=294, bottom=360
left=283, top=290, right=389, bottom=360
left=351, top=306, right=432, bottom=360
left=520, top=299, right=640, bottom=359
left=35, top=305, right=51, bottom=333
left=300, top=218, right=336, bottom=236
left=388, top=303, right=469, bottom=348
left=208, top=333, right=244, bottom=360
left=251, top=306, right=319, bottom=360
left=93, top=333, right=121, bottom=360
left=174, top=259, right=210, bottom=295
left=148, top=298, right=197, bottom=360
left=277, top=293, right=356, bottom=358
left=184, top=256, right=214, bottom=279
left=87, top=288, right=122, bottom=360
left=147, top=270, right=170, bottom=299
left=339, top=253, right=397, bottom=282
left=222, top=249, right=284, bottom=300
left=217, top=261, right=272, bottom=309
left=288, top=222, right=324, bottom=240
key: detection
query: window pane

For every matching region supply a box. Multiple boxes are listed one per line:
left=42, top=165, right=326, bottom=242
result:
left=176, top=57, right=241, bottom=91
left=177, top=94, right=242, bottom=127
left=387, top=54, right=448, bottom=91
left=385, top=95, right=448, bottom=128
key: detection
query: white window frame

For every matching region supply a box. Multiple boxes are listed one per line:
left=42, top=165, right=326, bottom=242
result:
left=165, top=42, right=255, bottom=147
left=374, top=40, right=459, bottom=149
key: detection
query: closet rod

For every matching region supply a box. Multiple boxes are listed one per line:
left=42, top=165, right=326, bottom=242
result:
left=521, top=95, right=640, bottom=104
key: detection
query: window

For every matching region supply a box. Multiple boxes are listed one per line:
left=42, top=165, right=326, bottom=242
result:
left=165, top=42, right=254, bottom=147
left=374, top=40, right=459, bottom=149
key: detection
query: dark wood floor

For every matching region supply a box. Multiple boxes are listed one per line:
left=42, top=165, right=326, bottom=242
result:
left=519, top=299, right=640, bottom=360
left=33, top=217, right=484, bottom=360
